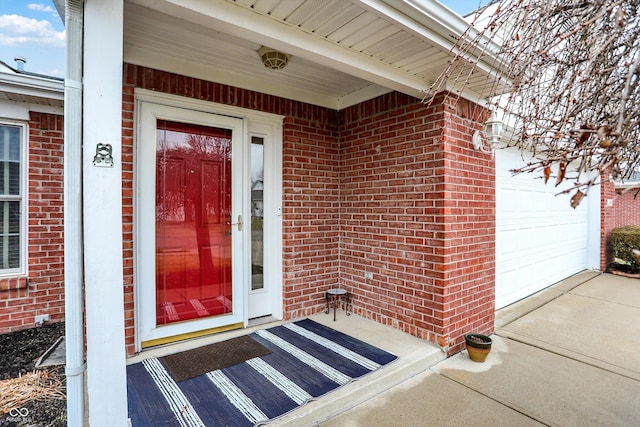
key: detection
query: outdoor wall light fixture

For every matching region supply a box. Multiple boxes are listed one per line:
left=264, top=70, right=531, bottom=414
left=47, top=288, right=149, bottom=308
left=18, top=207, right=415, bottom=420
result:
left=258, top=46, right=290, bottom=70
left=472, top=116, right=504, bottom=154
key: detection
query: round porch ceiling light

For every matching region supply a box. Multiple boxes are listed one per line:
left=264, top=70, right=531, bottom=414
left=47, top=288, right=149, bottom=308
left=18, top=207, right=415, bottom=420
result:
left=258, top=46, right=290, bottom=70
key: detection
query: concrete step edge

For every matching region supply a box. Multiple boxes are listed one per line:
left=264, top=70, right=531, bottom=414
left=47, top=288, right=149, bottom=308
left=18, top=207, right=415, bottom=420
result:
left=270, top=345, right=445, bottom=426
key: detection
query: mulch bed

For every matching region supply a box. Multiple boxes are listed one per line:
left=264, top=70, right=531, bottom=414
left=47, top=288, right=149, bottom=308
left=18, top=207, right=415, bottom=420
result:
left=0, top=322, right=66, bottom=427
left=607, top=263, right=640, bottom=278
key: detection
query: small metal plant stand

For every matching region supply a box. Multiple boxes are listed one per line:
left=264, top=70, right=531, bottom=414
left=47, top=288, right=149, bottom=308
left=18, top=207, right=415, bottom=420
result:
left=325, top=288, right=351, bottom=321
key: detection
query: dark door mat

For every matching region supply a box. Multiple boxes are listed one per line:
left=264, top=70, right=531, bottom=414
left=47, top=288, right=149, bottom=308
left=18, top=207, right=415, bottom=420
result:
left=160, top=335, right=271, bottom=382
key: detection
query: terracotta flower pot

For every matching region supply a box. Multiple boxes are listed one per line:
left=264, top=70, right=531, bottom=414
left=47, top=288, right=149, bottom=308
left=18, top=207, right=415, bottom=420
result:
left=464, top=333, right=492, bottom=363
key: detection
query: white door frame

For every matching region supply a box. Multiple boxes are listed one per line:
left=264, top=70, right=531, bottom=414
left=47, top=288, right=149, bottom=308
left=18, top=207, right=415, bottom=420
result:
left=247, top=122, right=283, bottom=319
left=134, top=90, right=283, bottom=350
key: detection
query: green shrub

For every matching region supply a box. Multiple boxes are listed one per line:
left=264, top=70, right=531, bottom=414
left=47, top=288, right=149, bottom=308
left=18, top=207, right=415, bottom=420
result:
left=610, top=226, right=640, bottom=272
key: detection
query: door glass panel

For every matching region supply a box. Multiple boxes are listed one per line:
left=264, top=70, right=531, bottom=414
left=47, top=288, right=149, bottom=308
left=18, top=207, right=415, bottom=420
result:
left=155, top=120, right=232, bottom=325
left=251, top=137, right=264, bottom=291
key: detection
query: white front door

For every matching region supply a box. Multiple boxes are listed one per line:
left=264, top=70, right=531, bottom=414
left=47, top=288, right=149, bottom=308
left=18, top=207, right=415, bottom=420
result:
left=137, top=101, right=246, bottom=347
left=135, top=92, right=283, bottom=349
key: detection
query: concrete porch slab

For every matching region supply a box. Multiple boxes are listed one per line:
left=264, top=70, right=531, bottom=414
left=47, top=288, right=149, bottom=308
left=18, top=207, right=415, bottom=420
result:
left=317, top=272, right=640, bottom=427
left=126, top=311, right=439, bottom=364
left=305, top=312, right=432, bottom=360
left=268, top=313, right=444, bottom=426
left=125, top=311, right=443, bottom=426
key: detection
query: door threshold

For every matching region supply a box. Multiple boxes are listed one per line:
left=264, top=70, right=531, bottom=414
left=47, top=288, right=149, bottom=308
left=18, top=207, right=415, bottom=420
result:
left=141, top=322, right=244, bottom=349
left=130, top=318, right=282, bottom=364
left=248, top=315, right=277, bottom=327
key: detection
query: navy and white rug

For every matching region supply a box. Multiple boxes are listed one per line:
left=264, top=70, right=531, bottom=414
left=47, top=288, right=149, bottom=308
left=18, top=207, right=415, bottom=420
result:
left=127, top=318, right=397, bottom=426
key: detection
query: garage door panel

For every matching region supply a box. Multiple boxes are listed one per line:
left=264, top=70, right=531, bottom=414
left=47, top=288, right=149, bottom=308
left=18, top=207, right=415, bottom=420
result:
left=498, top=264, right=543, bottom=308
left=496, top=148, right=589, bottom=309
left=498, top=237, right=586, bottom=267
left=498, top=229, right=519, bottom=254
left=500, top=188, right=519, bottom=212
left=497, top=257, right=574, bottom=308
left=498, top=220, right=586, bottom=254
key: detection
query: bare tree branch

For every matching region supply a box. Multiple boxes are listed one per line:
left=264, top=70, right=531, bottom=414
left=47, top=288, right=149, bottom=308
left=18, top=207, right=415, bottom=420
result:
left=426, top=0, right=640, bottom=206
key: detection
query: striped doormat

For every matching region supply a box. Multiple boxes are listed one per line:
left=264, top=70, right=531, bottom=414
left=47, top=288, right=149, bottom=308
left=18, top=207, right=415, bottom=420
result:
left=127, top=318, right=397, bottom=426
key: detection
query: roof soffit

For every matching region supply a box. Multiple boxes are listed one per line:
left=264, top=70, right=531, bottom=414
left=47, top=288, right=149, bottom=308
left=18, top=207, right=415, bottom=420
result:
left=125, top=0, right=505, bottom=109
left=0, top=71, right=64, bottom=108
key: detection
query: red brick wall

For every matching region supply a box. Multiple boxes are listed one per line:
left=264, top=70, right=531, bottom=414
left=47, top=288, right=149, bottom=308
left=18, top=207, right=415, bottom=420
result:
left=0, top=112, right=65, bottom=333
left=600, top=175, right=617, bottom=270
left=122, top=64, right=340, bottom=355
left=613, top=188, right=640, bottom=228
left=122, top=83, right=135, bottom=351
left=340, top=93, right=432, bottom=337
left=282, top=116, right=341, bottom=319
left=440, top=95, right=495, bottom=353
left=121, top=65, right=493, bottom=355
left=339, top=93, right=494, bottom=354
left=600, top=182, right=640, bottom=270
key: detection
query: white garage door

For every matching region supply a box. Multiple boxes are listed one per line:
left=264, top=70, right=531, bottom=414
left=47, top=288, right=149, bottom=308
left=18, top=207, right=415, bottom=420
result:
left=496, top=148, right=590, bottom=309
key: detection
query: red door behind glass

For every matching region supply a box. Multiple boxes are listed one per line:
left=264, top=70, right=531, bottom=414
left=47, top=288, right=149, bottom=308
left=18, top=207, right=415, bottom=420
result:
left=155, top=120, right=232, bottom=325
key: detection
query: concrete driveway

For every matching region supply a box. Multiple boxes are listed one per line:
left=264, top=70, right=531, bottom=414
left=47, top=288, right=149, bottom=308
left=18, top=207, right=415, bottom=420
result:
left=320, top=271, right=640, bottom=427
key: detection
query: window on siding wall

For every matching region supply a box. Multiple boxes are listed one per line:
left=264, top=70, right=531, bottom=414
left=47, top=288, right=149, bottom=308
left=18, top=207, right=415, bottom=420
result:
left=0, top=123, right=25, bottom=275
left=615, top=170, right=640, bottom=189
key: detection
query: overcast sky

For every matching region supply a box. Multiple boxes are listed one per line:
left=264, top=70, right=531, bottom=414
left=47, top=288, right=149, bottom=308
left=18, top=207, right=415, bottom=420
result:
left=0, top=0, right=490, bottom=78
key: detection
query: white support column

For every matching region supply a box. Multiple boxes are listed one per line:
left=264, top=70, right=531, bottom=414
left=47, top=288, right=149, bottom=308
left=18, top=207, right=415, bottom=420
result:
left=83, top=0, right=128, bottom=425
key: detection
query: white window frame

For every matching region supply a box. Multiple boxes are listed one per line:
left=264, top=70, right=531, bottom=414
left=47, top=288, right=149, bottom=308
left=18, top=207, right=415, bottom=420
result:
left=0, top=120, right=27, bottom=277
left=615, top=170, right=640, bottom=190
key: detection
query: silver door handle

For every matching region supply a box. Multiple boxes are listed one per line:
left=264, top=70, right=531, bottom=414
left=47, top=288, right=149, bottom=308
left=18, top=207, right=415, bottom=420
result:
left=228, top=215, right=243, bottom=232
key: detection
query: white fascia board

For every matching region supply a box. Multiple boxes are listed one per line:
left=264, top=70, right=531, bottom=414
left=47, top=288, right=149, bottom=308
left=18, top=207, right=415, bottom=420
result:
left=0, top=73, right=64, bottom=102
left=356, top=0, right=470, bottom=48
left=26, top=104, right=64, bottom=115
left=368, top=0, right=509, bottom=91
left=615, top=182, right=640, bottom=189
left=53, top=0, right=65, bottom=20
left=0, top=101, right=63, bottom=117
left=128, top=0, right=429, bottom=98
left=441, top=79, right=495, bottom=110
left=337, top=85, right=395, bottom=110
left=0, top=101, right=30, bottom=121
